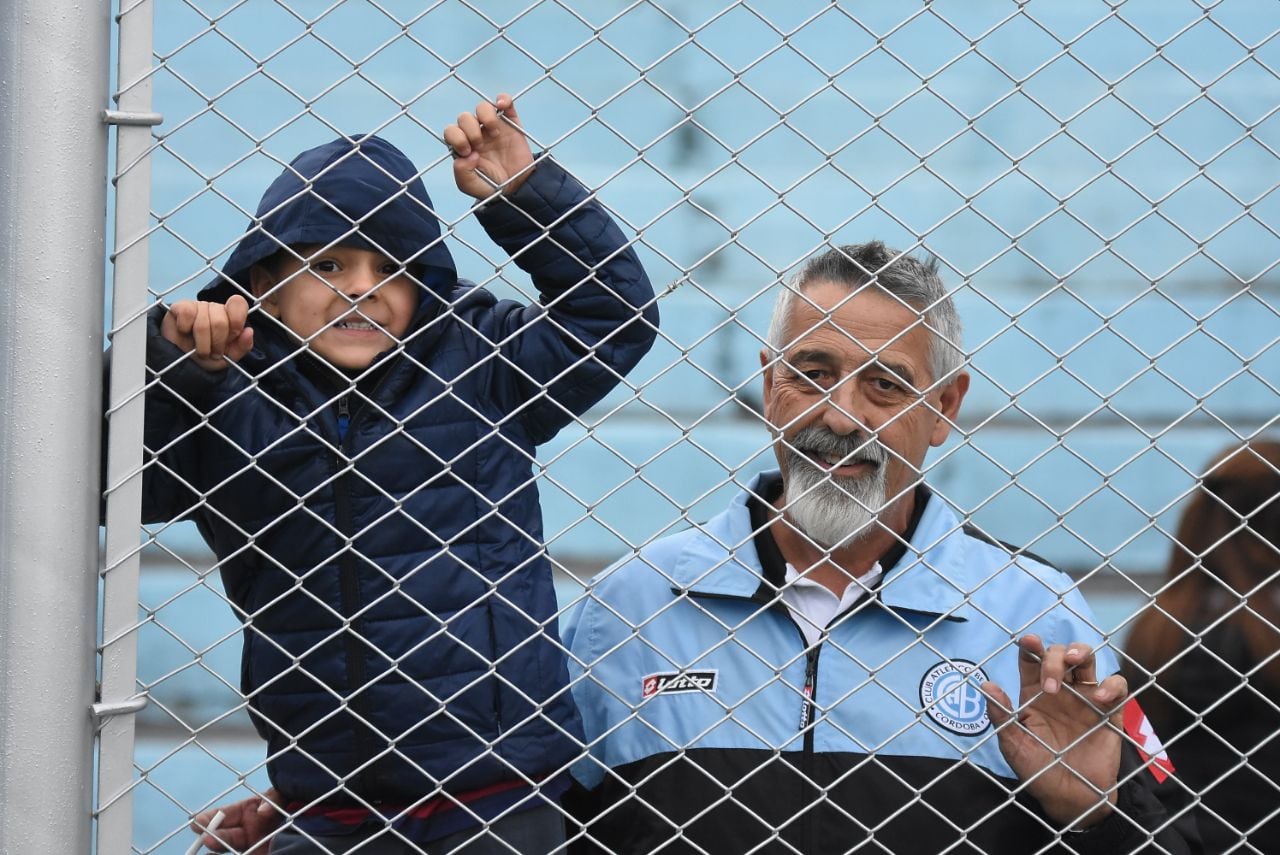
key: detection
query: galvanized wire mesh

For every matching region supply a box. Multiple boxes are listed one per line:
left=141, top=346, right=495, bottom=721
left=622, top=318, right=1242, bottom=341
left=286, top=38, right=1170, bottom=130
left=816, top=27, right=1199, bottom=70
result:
left=98, top=1, right=1280, bottom=853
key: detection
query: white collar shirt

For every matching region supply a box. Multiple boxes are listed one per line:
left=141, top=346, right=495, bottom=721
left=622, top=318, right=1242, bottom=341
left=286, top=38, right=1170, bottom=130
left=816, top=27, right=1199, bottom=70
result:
left=781, top=562, right=883, bottom=647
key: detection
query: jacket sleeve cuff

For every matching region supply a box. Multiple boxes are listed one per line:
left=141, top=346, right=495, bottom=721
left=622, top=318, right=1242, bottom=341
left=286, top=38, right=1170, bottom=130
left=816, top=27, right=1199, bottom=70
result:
left=1061, top=782, right=1147, bottom=854
left=474, top=155, right=585, bottom=233
left=145, top=305, right=233, bottom=408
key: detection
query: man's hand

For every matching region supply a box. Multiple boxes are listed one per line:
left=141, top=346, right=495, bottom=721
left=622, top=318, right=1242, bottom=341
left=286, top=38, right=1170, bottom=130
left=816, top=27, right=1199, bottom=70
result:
left=160, top=295, right=254, bottom=372
left=982, top=635, right=1127, bottom=830
left=189, top=788, right=283, bottom=853
left=444, top=93, right=534, bottom=200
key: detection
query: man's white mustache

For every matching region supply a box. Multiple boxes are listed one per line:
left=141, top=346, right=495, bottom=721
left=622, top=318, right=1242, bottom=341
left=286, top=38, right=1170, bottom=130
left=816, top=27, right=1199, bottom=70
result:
left=787, top=427, right=888, bottom=468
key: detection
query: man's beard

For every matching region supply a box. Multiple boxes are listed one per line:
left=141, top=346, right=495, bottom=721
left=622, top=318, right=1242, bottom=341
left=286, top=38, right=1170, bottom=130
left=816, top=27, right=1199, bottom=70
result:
left=781, top=426, right=890, bottom=550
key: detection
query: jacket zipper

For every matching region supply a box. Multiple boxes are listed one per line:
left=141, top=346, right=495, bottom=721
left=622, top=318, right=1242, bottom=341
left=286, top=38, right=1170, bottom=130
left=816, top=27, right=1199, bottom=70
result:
left=488, top=610, right=505, bottom=737
left=799, top=646, right=819, bottom=738
left=687, top=588, right=821, bottom=741
left=799, top=640, right=821, bottom=855
left=331, top=390, right=383, bottom=798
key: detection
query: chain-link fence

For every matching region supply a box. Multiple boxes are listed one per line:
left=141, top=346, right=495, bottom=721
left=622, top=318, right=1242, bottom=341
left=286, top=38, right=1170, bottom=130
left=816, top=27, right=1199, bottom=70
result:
left=91, top=1, right=1279, bottom=853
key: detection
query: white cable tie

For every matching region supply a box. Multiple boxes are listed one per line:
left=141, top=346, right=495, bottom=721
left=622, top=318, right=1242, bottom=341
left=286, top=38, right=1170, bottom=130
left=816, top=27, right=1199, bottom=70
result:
left=184, top=809, right=225, bottom=855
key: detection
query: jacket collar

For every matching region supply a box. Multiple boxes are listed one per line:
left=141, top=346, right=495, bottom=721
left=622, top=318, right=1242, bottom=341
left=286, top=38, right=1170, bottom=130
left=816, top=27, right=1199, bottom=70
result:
left=671, top=470, right=977, bottom=622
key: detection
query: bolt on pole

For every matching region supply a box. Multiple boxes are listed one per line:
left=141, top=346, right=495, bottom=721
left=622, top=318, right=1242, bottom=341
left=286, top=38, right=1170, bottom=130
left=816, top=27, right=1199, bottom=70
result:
left=0, top=1, right=113, bottom=852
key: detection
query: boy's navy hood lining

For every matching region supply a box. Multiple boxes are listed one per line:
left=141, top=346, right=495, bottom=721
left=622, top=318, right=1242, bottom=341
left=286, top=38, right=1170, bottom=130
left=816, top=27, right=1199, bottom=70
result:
left=199, top=134, right=457, bottom=305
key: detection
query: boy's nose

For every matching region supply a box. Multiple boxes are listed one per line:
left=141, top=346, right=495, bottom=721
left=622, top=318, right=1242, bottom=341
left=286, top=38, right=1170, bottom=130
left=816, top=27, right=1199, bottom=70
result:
left=344, top=266, right=382, bottom=300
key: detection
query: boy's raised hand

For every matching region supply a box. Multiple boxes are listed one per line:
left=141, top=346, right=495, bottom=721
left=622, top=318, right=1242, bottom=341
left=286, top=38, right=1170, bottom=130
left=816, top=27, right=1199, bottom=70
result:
left=160, top=294, right=254, bottom=372
left=444, top=93, right=534, bottom=199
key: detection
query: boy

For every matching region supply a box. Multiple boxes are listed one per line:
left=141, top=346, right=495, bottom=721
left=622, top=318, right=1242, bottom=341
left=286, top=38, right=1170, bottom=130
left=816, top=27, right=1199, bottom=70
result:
left=152, top=95, right=656, bottom=852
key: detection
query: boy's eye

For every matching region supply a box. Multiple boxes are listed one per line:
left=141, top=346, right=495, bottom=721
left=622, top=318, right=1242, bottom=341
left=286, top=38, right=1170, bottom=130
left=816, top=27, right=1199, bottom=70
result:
left=379, top=264, right=402, bottom=277
left=311, top=259, right=339, bottom=273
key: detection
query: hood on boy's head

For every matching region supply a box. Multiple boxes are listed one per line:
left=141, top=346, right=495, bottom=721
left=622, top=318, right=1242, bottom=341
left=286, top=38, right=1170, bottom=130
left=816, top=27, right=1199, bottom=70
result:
left=199, top=134, right=457, bottom=303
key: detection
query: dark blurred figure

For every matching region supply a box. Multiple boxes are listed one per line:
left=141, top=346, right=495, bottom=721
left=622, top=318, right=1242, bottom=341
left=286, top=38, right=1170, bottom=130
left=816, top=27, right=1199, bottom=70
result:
left=1125, top=440, right=1280, bottom=853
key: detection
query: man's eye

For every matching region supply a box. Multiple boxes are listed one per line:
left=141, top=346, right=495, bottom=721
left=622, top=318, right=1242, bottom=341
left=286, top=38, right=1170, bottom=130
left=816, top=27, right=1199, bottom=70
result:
left=802, top=370, right=830, bottom=386
left=872, top=377, right=900, bottom=392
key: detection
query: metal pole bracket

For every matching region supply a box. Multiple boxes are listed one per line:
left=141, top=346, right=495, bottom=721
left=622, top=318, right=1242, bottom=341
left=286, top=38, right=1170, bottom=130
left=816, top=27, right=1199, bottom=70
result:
left=91, top=694, right=149, bottom=720
left=102, top=110, right=163, bottom=127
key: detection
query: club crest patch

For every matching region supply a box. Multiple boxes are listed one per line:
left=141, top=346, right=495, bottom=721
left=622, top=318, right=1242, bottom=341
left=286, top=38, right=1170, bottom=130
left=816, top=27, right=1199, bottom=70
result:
left=641, top=670, right=718, bottom=698
left=919, top=660, right=990, bottom=736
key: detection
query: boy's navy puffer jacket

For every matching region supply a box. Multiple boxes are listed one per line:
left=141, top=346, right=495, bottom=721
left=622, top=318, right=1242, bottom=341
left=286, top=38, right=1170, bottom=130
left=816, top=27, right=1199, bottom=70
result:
left=141, top=135, right=657, bottom=804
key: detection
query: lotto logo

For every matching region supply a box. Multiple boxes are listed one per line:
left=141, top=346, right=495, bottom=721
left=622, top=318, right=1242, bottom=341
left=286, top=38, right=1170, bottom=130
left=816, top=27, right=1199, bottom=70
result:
left=641, top=671, right=718, bottom=698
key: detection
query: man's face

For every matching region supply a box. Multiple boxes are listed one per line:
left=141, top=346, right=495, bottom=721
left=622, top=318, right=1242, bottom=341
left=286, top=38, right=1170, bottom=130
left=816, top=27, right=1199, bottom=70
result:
left=251, top=244, right=419, bottom=371
left=761, top=280, right=968, bottom=546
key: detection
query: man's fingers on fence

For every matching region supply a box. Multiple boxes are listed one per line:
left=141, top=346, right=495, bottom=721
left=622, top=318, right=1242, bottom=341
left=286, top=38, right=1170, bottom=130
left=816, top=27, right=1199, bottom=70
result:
left=981, top=680, right=1016, bottom=728
left=1089, top=673, right=1128, bottom=709
left=980, top=680, right=1043, bottom=776
left=1063, top=642, right=1101, bottom=690
left=1015, top=635, right=1083, bottom=697
left=1016, top=634, right=1047, bottom=694
left=1038, top=642, right=1074, bottom=696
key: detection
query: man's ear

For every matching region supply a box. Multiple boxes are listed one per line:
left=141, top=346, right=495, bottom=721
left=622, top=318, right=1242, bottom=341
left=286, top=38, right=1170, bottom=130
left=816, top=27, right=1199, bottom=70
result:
left=248, top=265, right=280, bottom=317
left=929, top=371, right=970, bottom=447
left=760, top=347, right=774, bottom=404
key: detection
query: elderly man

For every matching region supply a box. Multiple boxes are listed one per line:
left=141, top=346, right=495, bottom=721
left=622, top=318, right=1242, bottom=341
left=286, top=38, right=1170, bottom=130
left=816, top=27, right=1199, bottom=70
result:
left=561, top=242, right=1198, bottom=854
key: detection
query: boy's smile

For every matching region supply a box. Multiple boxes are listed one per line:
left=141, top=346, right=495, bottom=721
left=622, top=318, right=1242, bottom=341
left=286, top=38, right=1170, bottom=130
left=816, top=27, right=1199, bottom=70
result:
left=251, top=244, right=419, bottom=371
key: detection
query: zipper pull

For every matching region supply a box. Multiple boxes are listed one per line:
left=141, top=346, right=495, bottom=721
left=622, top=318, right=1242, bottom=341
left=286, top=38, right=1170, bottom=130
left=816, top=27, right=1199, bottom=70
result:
left=336, top=395, right=351, bottom=443
left=799, top=650, right=818, bottom=731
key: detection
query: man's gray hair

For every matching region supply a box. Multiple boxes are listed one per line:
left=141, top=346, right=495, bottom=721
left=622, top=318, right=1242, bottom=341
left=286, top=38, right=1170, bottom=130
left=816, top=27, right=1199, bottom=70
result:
left=766, top=241, right=965, bottom=385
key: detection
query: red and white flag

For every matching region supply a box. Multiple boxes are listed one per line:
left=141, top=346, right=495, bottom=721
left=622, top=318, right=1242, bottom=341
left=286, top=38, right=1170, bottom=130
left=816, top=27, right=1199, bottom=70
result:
left=1123, top=698, right=1176, bottom=783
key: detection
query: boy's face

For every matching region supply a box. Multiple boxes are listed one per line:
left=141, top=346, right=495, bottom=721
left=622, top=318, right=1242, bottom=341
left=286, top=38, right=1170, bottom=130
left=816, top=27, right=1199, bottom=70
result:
left=250, top=245, right=419, bottom=371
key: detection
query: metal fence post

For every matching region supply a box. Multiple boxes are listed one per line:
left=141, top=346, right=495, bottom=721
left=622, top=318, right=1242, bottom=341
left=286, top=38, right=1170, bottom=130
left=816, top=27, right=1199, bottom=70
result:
left=0, top=1, right=112, bottom=852
left=97, top=1, right=160, bottom=851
